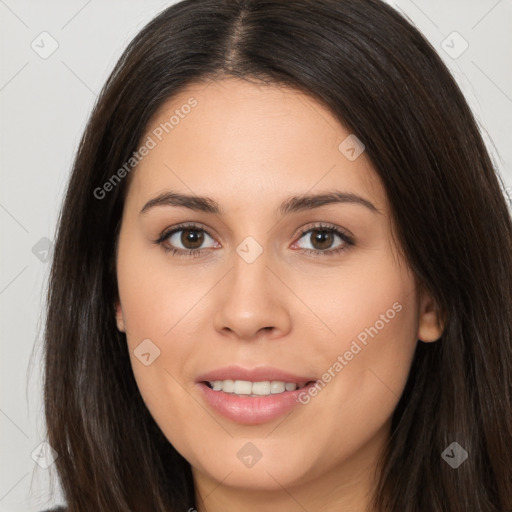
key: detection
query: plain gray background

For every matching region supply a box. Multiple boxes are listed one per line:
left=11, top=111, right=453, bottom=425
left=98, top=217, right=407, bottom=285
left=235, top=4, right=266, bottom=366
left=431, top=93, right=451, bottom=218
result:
left=1, top=1, right=511, bottom=510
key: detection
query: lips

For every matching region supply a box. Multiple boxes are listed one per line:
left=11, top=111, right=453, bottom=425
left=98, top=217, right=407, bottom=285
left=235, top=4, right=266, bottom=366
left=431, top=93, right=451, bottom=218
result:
left=195, top=365, right=317, bottom=385
left=195, top=365, right=319, bottom=424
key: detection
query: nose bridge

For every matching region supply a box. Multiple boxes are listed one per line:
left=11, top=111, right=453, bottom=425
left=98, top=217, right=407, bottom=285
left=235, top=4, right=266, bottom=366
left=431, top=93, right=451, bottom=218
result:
left=213, top=238, right=291, bottom=339
left=232, top=242, right=270, bottom=297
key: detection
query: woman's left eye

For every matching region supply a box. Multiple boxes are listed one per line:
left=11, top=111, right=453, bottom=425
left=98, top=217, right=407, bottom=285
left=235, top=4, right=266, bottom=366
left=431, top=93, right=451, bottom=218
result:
left=155, top=223, right=354, bottom=257
left=291, top=225, right=354, bottom=256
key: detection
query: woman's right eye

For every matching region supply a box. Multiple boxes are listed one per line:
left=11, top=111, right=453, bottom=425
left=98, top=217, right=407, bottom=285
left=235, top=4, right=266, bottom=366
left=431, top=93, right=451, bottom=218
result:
left=156, top=224, right=219, bottom=256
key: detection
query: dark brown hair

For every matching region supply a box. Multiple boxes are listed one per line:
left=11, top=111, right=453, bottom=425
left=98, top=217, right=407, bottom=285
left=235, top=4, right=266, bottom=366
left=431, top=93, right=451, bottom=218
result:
left=43, top=0, right=512, bottom=510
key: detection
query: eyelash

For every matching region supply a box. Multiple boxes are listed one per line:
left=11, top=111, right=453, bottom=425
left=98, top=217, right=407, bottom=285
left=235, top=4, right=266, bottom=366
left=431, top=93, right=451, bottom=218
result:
left=154, top=222, right=355, bottom=258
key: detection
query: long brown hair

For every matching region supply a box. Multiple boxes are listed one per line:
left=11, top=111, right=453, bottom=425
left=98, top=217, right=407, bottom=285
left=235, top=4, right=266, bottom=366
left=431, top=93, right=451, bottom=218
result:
left=43, top=0, right=512, bottom=510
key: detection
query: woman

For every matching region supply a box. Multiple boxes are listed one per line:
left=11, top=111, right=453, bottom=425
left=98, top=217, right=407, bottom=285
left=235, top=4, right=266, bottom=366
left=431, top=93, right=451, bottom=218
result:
left=42, top=0, right=512, bottom=510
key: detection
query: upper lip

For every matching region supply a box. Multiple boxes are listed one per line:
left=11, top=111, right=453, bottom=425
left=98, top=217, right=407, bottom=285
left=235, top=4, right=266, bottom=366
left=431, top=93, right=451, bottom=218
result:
left=196, top=365, right=317, bottom=385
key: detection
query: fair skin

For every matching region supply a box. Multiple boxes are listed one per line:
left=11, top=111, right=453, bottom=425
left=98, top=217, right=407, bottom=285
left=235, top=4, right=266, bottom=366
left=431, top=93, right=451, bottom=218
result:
left=115, top=77, right=443, bottom=512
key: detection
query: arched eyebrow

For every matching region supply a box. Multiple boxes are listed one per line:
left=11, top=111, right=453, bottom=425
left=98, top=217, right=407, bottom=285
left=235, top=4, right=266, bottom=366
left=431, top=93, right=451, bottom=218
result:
left=140, top=190, right=381, bottom=216
left=279, top=191, right=380, bottom=215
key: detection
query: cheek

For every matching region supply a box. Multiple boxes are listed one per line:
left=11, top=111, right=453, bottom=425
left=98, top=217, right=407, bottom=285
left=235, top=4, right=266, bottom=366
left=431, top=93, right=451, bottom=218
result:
left=289, top=249, right=418, bottom=361
left=287, top=256, right=419, bottom=458
left=116, top=236, right=209, bottom=339
left=115, top=239, right=211, bottom=433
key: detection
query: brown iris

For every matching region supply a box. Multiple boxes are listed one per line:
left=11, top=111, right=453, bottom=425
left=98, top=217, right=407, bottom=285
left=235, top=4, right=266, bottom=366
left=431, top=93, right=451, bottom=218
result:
left=310, top=229, right=334, bottom=250
left=181, top=228, right=204, bottom=249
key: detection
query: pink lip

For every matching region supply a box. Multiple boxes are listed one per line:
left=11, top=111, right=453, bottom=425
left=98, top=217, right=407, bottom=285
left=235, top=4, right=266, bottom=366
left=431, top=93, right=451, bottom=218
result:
left=195, top=365, right=318, bottom=425
left=196, top=365, right=317, bottom=385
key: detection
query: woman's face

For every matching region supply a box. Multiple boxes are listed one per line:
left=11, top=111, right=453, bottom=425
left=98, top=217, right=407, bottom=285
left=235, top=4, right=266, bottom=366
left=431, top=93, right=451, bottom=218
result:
left=115, top=78, right=442, bottom=508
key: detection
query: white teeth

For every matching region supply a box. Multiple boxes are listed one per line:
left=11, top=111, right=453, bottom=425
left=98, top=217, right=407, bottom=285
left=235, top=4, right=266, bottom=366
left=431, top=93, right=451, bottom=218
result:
left=270, top=381, right=285, bottom=393
left=252, top=381, right=271, bottom=395
left=221, top=379, right=234, bottom=393
left=233, top=380, right=252, bottom=395
left=209, top=379, right=302, bottom=396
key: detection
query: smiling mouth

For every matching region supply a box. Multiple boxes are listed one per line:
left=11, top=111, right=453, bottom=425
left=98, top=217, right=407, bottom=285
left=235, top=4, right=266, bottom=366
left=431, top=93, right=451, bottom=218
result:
left=202, top=379, right=316, bottom=397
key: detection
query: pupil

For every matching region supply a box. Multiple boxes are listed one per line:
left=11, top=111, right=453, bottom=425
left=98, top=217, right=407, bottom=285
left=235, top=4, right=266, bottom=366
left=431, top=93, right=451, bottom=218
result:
left=181, top=229, right=204, bottom=249
left=312, top=230, right=332, bottom=250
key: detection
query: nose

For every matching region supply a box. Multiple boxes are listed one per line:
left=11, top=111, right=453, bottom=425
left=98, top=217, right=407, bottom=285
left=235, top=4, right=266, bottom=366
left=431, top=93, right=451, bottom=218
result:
left=212, top=248, right=292, bottom=341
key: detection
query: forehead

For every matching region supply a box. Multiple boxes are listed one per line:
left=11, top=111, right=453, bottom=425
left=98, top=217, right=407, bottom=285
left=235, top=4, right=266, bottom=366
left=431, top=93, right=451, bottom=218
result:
left=126, top=77, right=386, bottom=213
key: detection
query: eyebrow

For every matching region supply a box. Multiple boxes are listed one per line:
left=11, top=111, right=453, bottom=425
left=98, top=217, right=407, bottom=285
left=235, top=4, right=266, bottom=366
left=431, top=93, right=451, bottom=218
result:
left=139, top=190, right=380, bottom=216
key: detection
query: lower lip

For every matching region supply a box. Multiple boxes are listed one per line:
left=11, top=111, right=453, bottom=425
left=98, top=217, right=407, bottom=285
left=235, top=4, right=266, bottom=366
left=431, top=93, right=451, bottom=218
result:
left=197, top=381, right=316, bottom=425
